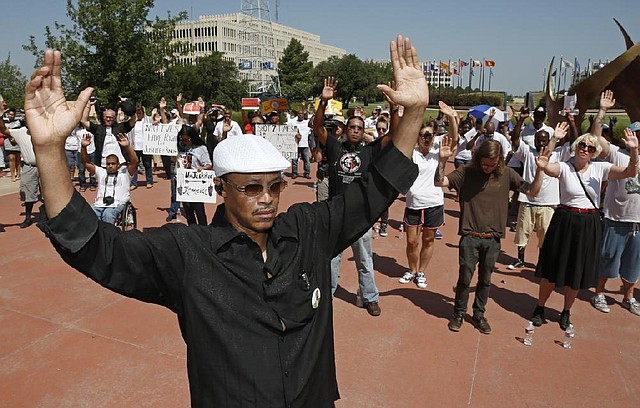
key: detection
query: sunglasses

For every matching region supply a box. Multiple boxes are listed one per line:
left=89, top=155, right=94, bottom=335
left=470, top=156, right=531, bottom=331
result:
left=348, top=125, right=363, bottom=131
left=577, top=141, right=596, bottom=154
left=223, top=178, right=287, bottom=197
left=419, top=132, right=433, bottom=139
left=376, top=127, right=387, bottom=132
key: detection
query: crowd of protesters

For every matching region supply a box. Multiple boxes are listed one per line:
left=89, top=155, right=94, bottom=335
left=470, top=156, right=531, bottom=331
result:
left=3, top=34, right=639, bottom=406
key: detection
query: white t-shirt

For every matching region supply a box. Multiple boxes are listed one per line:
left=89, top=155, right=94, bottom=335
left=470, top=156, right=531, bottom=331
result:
left=213, top=120, right=243, bottom=138
left=76, top=127, right=96, bottom=154
left=406, top=137, right=444, bottom=209
left=603, top=144, right=640, bottom=222
left=513, top=143, right=559, bottom=205
left=131, top=117, right=151, bottom=151
left=558, top=161, right=613, bottom=208
left=508, top=123, right=556, bottom=168
left=472, top=132, right=512, bottom=159
left=177, top=145, right=212, bottom=169
left=293, top=119, right=311, bottom=149
left=101, top=127, right=126, bottom=167
left=455, top=129, right=477, bottom=161
left=10, top=127, right=36, bottom=165
left=94, top=166, right=131, bottom=207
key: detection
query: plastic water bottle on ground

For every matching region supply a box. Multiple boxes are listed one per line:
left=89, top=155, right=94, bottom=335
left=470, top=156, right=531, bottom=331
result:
left=372, top=224, right=379, bottom=239
left=563, top=324, right=575, bottom=349
left=397, top=224, right=404, bottom=239
left=523, top=321, right=534, bottom=346
left=176, top=208, right=182, bottom=223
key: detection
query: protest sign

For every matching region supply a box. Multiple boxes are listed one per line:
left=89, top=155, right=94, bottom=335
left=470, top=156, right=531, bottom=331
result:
left=143, top=123, right=182, bottom=156
left=254, top=124, right=298, bottom=161
left=176, top=168, right=217, bottom=203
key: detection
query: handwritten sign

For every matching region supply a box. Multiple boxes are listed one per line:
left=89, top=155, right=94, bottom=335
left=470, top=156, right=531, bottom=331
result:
left=143, top=123, right=182, bottom=156
left=176, top=168, right=217, bottom=203
left=254, top=124, right=298, bottom=161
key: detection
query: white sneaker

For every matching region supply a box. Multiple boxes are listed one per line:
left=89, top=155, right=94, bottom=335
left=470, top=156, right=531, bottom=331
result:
left=415, top=272, right=427, bottom=289
left=590, top=294, right=610, bottom=313
left=399, top=271, right=415, bottom=284
left=623, top=298, right=640, bottom=316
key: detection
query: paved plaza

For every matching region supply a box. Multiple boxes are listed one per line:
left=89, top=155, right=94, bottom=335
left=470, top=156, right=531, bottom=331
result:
left=1, top=164, right=639, bottom=407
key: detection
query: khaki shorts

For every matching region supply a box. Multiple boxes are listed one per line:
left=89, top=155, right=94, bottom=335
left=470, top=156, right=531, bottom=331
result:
left=514, top=204, right=555, bottom=248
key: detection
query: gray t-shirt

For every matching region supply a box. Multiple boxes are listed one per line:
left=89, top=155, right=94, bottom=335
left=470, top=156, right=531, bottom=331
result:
left=603, top=144, right=640, bottom=222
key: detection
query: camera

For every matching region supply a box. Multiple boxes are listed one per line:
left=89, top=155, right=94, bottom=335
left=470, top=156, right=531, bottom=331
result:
left=103, top=196, right=115, bottom=206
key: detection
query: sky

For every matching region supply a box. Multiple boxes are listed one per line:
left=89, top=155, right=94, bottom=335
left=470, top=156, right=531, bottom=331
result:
left=2, top=0, right=639, bottom=96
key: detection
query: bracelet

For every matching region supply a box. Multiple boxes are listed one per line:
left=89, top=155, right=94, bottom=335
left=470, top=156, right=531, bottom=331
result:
left=319, top=100, right=327, bottom=107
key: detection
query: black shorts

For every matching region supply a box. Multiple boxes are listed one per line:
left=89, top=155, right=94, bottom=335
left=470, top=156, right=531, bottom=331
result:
left=404, top=205, right=444, bottom=229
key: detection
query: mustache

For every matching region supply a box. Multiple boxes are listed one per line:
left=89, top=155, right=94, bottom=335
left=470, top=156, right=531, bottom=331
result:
left=252, top=205, right=277, bottom=215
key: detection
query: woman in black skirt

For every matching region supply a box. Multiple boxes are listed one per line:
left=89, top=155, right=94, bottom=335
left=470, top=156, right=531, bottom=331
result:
left=532, top=131, right=638, bottom=329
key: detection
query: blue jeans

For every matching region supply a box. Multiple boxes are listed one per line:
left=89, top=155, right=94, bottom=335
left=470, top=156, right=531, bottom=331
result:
left=454, top=235, right=501, bottom=318
left=291, top=147, right=310, bottom=176
left=131, top=150, right=153, bottom=186
left=92, top=204, right=125, bottom=224
left=168, top=172, right=181, bottom=217
left=331, top=228, right=378, bottom=302
left=77, top=151, right=96, bottom=188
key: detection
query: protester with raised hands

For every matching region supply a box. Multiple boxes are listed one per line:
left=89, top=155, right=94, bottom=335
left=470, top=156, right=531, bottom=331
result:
left=26, top=36, right=427, bottom=406
left=532, top=124, right=638, bottom=330
left=435, top=128, right=545, bottom=334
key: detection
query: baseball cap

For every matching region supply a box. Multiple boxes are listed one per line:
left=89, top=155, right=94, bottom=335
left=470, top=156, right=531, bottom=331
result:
left=629, top=121, right=640, bottom=132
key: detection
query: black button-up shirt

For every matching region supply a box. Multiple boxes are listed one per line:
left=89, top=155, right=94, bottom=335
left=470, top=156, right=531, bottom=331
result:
left=39, top=144, right=417, bottom=407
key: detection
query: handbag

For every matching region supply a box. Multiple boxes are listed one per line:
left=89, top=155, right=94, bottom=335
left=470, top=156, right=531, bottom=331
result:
left=570, top=161, right=604, bottom=221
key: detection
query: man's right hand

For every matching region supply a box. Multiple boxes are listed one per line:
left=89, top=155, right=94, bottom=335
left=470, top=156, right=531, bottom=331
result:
left=322, top=76, right=337, bottom=101
left=24, top=50, right=92, bottom=149
left=599, top=90, right=615, bottom=111
left=80, top=134, right=92, bottom=147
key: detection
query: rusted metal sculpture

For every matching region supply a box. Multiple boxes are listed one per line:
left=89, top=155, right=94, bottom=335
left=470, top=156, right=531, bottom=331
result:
left=546, top=19, right=640, bottom=128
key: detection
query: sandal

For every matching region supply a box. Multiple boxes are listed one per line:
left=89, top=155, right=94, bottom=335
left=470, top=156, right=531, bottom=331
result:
left=79, top=187, right=86, bottom=192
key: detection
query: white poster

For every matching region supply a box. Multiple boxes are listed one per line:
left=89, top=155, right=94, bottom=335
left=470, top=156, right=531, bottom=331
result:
left=176, top=168, right=217, bottom=203
left=143, top=123, right=182, bottom=156
left=254, top=124, right=298, bottom=161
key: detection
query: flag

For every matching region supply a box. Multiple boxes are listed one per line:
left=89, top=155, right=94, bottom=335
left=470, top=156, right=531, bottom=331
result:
left=574, top=57, right=580, bottom=73
left=459, top=60, right=468, bottom=67
left=440, top=61, right=451, bottom=75
left=430, top=62, right=437, bottom=71
left=472, top=59, right=482, bottom=67
left=551, top=69, right=557, bottom=77
left=484, top=59, right=496, bottom=67
left=563, top=60, right=574, bottom=69
left=453, top=68, right=459, bottom=75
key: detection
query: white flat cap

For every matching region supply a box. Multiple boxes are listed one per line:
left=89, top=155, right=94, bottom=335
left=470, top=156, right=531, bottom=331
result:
left=213, top=135, right=291, bottom=176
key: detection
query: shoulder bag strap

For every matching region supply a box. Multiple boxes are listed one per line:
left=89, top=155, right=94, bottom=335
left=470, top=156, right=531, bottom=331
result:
left=569, top=161, right=599, bottom=210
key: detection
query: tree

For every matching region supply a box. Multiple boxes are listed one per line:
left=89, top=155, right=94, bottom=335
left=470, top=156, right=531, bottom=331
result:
left=313, top=54, right=383, bottom=108
left=278, top=38, right=313, bottom=101
left=23, top=0, right=187, bottom=107
left=160, top=52, right=245, bottom=110
left=0, top=54, right=27, bottom=108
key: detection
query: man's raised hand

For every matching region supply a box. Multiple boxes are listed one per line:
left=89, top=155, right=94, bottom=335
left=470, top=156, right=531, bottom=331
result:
left=600, top=90, right=615, bottom=110
left=377, top=35, right=429, bottom=110
left=24, top=50, right=92, bottom=148
left=322, top=76, right=337, bottom=101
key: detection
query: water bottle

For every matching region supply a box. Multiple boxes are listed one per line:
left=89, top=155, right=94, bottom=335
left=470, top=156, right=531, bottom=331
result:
left=563, top=324, right=575, bottom=349
left=176, top=208, right=182, bottom=223
left=523, top=321, right=534, bottom=346
left=397, top=224, right=404, bottom=239
left=372, top=224, right=379, bottom=239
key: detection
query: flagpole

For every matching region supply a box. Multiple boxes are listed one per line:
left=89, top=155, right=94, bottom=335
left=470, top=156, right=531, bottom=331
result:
left=488, top=68, right=492, bottom=91
left=542, top=67, right=546, bottom=91
left=468, top=59, right=472, bottom=90
left=481, top=59, right=485, bottom=96
left=556, top=56, right=562, bottom=97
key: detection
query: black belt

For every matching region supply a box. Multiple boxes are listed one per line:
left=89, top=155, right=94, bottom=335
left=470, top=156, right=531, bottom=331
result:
left=21, top=162, right=36, bottom=167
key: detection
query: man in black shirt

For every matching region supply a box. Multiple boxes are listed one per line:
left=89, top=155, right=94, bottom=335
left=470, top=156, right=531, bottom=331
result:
left=80, top=100, right=136, bottom=167
left=26, top=35, right=427, bottom=407
left=313, top=77, right=394, bottom=317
